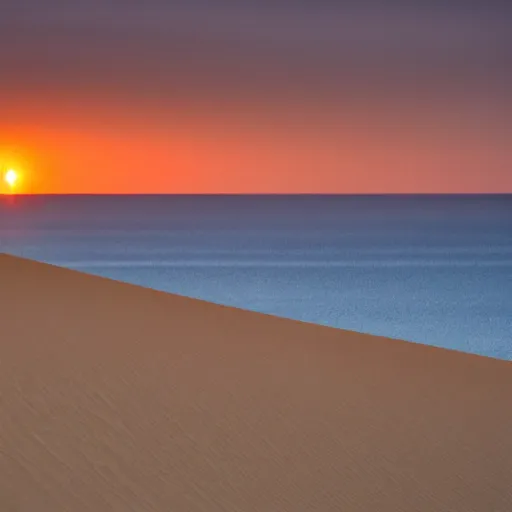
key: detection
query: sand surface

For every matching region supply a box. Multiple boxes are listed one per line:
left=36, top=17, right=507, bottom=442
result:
left=1, top=253, right=511, bottom=511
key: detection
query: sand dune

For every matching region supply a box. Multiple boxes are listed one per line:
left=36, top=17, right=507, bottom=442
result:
left=0, top=253, right=511, bottom=511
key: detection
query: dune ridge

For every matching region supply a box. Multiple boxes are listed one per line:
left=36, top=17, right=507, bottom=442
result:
left=1, top=253, right=511, bottom=511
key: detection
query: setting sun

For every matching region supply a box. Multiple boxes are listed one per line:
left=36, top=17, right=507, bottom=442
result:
left=4, top=169, right=19, bottom=189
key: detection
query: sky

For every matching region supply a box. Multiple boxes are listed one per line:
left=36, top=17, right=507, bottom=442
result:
left=0, top=1, right=510, bottom=194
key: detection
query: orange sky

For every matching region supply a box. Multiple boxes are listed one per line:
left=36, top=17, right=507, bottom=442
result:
left=1, top=93, right=509, bottom=194
left=1, top=2, right=510, bottom=194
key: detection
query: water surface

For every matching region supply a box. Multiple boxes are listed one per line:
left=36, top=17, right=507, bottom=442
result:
left=1, top=194, right=511, bottom=360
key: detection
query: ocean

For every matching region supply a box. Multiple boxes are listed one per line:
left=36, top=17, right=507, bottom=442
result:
left=1, top=194, right=511, bottom=360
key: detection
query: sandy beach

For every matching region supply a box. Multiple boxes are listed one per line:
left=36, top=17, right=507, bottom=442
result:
left=1, top=253, right=511, bottom=511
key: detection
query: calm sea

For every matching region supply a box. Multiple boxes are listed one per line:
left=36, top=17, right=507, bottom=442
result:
left=1, top=195, right=511, bottom=360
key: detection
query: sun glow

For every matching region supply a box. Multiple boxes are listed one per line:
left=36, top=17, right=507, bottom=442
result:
left=2, top=169, right=21, bottom=193
left=5, top=169, right=18, bottom=185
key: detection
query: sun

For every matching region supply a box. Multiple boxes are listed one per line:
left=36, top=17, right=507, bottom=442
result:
left=4, top=169, right=19, bottom=188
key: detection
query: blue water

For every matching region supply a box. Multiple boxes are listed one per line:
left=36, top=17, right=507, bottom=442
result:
left=1, top=195, right=511, bottom=360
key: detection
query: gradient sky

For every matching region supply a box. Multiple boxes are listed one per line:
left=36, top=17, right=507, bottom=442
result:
left=1, top=1, right=510, bottom=193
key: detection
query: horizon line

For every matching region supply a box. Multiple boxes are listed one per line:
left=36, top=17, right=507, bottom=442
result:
left=2, top=192, right=512, bottom=198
